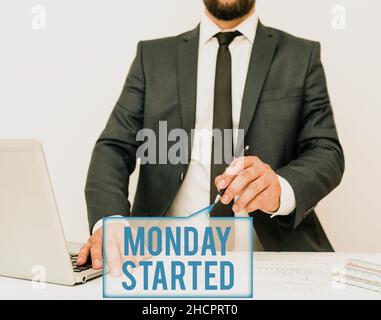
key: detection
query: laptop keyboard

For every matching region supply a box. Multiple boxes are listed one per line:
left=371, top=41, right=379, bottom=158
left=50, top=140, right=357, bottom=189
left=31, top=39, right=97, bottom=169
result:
left=70, top=253, right=92, bottom=273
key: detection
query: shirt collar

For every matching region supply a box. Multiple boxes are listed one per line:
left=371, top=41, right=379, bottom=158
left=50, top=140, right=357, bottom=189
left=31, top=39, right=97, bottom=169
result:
left=200, top=10, right=259, bottom=45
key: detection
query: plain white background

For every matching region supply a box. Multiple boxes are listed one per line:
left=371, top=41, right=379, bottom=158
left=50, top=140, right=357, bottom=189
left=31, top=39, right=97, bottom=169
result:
left=0, top=0, right=380, bottom=251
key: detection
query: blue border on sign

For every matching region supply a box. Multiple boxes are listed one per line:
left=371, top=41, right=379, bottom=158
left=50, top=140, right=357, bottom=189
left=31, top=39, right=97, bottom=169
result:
left=102, top=214, right=254, bottom=299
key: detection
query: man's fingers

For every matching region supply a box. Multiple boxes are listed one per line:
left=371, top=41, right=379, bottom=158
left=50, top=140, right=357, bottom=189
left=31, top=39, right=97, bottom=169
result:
left=90, top=243, right=103, bottom=269
left=245, top=190, right=269, bottom=213
left=77, top=228, right=102, bottom=267
left=233, top=175, right=269, bottom=213
left=226, top=156, right=261, bottom=175
left=77, top=244, right=90, bottom=266
left=214, top=158, right=244, bottom=190
left=221, top=165, right=264, bottom=205
left=220, top=166, right=263, bottom=204
left=214, top=156, right=281, bottom=214
left=215, top=156, right=263, bottom=193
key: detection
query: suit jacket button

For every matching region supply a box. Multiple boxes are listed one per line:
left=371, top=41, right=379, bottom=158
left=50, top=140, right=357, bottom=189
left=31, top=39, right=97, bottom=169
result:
left=180, top=172, right=184, bottom=181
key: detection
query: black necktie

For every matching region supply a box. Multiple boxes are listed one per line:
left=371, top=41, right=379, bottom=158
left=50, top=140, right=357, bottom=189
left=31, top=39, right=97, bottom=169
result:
left=210, top=31, right=241, bottom=217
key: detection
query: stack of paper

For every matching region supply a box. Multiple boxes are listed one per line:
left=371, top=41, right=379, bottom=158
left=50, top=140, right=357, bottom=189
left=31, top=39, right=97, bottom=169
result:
left=335, top=256, right=381, bottom=293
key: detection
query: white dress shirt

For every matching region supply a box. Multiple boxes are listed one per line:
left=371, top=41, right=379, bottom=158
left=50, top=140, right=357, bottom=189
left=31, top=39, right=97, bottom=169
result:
left=93, top=12, right=296, bottom=234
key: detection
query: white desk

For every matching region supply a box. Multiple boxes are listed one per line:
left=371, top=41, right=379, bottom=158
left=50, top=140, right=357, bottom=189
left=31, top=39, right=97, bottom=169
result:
left=1, top=253, right=380, bottom=300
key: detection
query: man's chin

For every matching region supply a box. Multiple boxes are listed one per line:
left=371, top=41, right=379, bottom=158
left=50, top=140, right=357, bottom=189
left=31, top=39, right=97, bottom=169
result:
left=204, top=0, right=255, bottom=21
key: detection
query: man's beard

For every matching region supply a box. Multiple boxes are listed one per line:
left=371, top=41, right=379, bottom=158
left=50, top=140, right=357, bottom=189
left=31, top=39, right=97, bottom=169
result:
left=204, top=0, right=256, bottom=21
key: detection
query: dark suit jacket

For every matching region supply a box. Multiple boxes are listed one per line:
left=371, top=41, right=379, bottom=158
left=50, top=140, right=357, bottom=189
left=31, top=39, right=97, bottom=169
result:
left=85, top=22, right=345, bottom=252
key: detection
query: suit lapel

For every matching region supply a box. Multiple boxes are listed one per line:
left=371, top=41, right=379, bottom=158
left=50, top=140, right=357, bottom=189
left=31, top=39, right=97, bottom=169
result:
left=237, top=22, right=279, bottom=153
left=176, top=23, right=278, bottom=156
left=177, top=26, right=200, bottom=159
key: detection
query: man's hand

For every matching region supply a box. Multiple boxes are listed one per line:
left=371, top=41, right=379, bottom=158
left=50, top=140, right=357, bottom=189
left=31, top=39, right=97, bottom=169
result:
left=77, top=224, right=127, bottom=277
left=77, top=223, right=146, bottom=277
left=215, top=156, right=281, bottom=214
left=77, top=228, right=103, bottom=270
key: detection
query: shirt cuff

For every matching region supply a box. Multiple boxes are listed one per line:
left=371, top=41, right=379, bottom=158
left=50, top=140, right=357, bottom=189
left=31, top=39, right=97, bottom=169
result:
left=269, top=175, right=296, bottom=218
left=92, top=215, right=124, bottom=234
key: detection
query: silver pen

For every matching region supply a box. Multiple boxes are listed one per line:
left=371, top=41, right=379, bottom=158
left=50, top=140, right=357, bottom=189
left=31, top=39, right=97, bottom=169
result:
left=214, top=188, right=227, bottom=204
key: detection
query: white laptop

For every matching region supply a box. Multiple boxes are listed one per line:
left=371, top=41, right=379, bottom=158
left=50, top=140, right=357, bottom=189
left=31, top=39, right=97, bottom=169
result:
left=0, top=139, right=102, bottom=285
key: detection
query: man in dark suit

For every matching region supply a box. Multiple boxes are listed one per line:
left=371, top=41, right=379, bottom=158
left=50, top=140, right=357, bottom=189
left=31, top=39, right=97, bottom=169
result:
left=77, top=0, right=344, bottom=270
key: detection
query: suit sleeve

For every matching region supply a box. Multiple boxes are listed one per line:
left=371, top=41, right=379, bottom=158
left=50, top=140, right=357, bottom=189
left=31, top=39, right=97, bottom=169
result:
left=85, top=42, right=145, bottom=232
left=276, top=41, right=345, bottom=229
